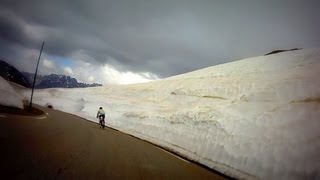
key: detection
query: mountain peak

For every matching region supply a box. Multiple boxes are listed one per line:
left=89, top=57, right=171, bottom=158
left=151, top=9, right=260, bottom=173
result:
left=0, top=60, right=30, bottom=87
left=0, top=59, right=102, bottom=88
left=22, top=72, right=102, bottom=89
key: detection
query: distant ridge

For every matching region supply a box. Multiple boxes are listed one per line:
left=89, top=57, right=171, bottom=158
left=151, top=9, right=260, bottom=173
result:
left=0, top=59, right=102, bottom=88
left=22, top=72, right=102, bottom=89
left=0, top=60, right=31, bottom=87
left=264, top=48, right=301, bottom=56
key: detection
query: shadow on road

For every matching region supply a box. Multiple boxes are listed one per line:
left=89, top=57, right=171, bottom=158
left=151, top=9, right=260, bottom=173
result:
left=0, top=104, right=44, bottom=116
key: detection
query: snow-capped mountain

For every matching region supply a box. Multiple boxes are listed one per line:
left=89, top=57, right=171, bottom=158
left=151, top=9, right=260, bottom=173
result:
left=22, top=72, right=102, bottom=89
left=0, top=59, right=102, bottom=89
left=0, top=60, right=30, bottom=87
left=16, top=48, right=320, bottom=179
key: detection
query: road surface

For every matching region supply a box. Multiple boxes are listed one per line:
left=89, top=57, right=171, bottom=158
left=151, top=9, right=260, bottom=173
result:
left=0, top=106, right=228, bottom=179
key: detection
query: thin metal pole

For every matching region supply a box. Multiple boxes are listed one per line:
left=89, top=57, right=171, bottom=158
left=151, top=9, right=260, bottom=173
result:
left=29, top=41, right=45, bottom=111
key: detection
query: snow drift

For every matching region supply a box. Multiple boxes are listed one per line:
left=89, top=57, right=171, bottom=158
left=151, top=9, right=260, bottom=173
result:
left=19, top=48, right=320, bottom=179
left=0, top=76, right=24, bottom=109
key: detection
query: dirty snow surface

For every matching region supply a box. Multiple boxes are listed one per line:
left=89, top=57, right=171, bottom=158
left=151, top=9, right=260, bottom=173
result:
left=0, top=76, right=23, bottom=109
left=19, top=48, right=320, bottom=179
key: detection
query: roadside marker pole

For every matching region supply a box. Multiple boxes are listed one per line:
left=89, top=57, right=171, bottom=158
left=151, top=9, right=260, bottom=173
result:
left=29, top=41, right=45, bottom=111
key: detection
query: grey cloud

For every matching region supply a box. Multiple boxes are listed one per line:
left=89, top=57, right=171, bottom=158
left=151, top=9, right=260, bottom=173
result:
left=1, top=0, right=320, bottom=78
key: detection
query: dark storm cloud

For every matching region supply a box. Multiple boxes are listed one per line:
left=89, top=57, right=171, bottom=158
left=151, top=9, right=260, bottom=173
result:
left=1, top=0, right=320, bottom=77
left=0, top=11, right=25, bottom=45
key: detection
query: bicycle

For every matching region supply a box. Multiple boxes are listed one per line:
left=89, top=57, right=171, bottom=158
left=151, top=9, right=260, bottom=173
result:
left=98, top=115, right=105, bottom=129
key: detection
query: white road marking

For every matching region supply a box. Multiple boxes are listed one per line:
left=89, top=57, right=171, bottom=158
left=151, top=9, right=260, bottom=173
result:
left=154, top=146, right=190, bottom=163
left=0, top=114, right=7, bottom=118
left=35, top=116, right=47, bottom=119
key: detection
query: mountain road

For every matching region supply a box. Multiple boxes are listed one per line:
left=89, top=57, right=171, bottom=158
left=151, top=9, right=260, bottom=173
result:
left=0, top=105, right=228, bottom=179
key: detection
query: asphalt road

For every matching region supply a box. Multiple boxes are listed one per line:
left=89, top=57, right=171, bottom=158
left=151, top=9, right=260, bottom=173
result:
left=0, top=106, right=227, bottom=179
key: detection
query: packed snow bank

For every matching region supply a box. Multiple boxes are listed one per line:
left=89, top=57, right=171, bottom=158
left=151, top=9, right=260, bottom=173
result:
left=19, top=48, right=320, bottom=179
left=0, top=77, right=23, bottom=109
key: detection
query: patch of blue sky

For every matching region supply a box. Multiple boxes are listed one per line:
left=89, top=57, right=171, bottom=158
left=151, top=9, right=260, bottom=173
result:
left=49, top=55, right=73, bottom=67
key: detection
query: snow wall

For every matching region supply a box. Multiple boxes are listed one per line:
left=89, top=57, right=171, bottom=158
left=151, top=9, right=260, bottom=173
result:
left=20, top=48, right=320, bottom=179
left=0, top=76, right=23, bottom=109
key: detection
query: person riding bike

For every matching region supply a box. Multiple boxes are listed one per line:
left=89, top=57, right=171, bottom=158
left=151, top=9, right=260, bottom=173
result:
left=96, top=107, right=106, bottom=128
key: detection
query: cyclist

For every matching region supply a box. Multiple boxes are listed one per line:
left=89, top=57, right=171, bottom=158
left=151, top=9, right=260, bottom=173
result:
left=96, top=107, right=106, bottom=128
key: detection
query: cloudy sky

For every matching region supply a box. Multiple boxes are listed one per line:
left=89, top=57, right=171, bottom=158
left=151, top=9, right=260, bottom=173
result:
left=0, top=0, right=319, bottom=85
